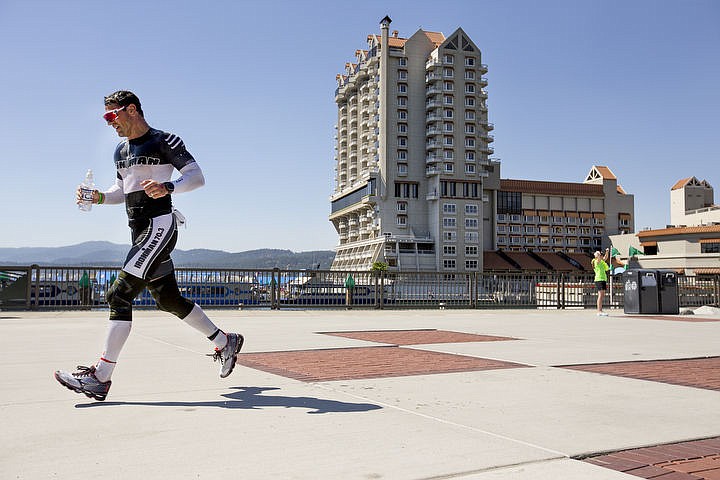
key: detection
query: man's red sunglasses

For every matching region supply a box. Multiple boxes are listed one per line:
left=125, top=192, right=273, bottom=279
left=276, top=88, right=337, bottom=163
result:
left=103, top=105, right=126, bottom=122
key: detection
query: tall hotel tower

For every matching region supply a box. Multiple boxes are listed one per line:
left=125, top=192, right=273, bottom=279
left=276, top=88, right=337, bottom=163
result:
left=330, top=17, right=498, bottom=271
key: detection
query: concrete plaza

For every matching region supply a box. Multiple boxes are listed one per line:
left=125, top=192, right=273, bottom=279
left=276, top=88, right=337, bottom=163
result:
left=1, top=307, right=719, bottom=479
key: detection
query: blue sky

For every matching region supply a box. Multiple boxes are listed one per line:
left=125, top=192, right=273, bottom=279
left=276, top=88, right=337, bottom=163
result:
left=0, top=0, right=718, bottom=253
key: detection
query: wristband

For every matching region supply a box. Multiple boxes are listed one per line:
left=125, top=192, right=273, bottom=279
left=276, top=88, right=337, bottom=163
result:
left=97, top=191, right=105, bottom=205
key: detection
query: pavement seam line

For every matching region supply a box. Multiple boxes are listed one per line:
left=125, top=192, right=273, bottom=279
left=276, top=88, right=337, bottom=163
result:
left=314, top=383, right=569, bottom=458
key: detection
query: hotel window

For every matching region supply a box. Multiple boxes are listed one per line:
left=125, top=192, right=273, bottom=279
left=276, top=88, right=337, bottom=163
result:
left=510, top=237, right=522, bottom=244
left=466, top=231, right=479, bottom=243
left=443, top=81, right=454, bottom=91
left=397, top=215, right=407, bottom=226
left=525, top=225, right=535, bottom=233
left=443, top=231, right=457, bottom=241
left=444, top=95, right=453, bottom=105
left=466, top=204, right=478, bottom=215
left=443, top=203, right=457, bottom=214
left=701, top=242, right=720, bottom=253
left=466, top=246, right=478, bottom=256
left=465, top=138, right=475, bottom=147
left=443, top=259, right=456, bottom=269
left=443, top=54, right=454, bottom=64
left=465, top=124, right=475, bottom=134
left=497, top=214, right=507, bottom=222
left=443, top=67, right=454, bottom=77
left=510, top=225, right=522, bottom=233
left=397, top=163, right=408, bottom=175
left=398, top=123, right=408, bottom=133
left=398, top=57, right=407, bottom=66
left=466, top=151, right=475, bottom=161
left=397, top=201, right=407, bottom=212
left=398, top=111, right=407, bottom=119
left=398, top=83, right=407, bottom=93
left=465, top=57, right=475, bottom=66
left=397, top=96, right=407, bottom=107
left=398, top=70, right=407, bottom=80
left=443, top=136, right=454, bottom=146
left=465, top=218, right=478, bottom=229
left=497, top=225, right=506, bottom=232
left=397, top=150, right=407, bottom=160
left=444, top=150, right=454, bottom=160
left=465, top=110, right=475, bottom=120
left=498, top=236, right=507, bottom=244
left=398, top=136, right=407, bottom=147
left=465, top=97, right=475, bottom=107
left=465, top=260, right=478, bottom=270
left=464, top=70, right=475, bottom=80
left=465, top=164, right=476, bottom=174
left=465, top=83, right=475, bottom=93
left=443, top=217, right=457, bottom=228
left=444, top=109, right=454, bottom=119
left=444, top=122, right=454, bottom=132
left=394, top=182, right=418, bottom=198
left=443, top=245, right=456, bottom=255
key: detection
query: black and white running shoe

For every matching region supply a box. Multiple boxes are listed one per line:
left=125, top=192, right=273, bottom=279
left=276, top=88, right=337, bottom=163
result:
left=54, top=365, right=111, bottom=401
left=209, top=333, right=244, bottom=378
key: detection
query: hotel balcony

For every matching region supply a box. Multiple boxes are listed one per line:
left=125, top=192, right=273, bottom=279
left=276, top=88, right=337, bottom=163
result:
left=482, top=134, right=495, bottom=143
left=426, top=86, right=442, bottom=96
left=480, top=145, right=494, bottom=155
left=425, top=72, right=442, bottom=82
left=426, top=140, right=441, bottom=149
left=426, top=112, right=442, bottom=122
left=426, top=127, right=442, bottom=136
left=425, top=100, right=441, bottom=110
left=479, top=76, right=488, bottom=87
left=426, top=154, right=440, bottom=164
left=426, top=190, right=440, bottom=201
left=479, top=64, right=488, bottom=73
left=483, top=122, right=494, bottom=131
left=425, top=58, right=442, bottom=69
left=425, top=167, right=442, bottom=177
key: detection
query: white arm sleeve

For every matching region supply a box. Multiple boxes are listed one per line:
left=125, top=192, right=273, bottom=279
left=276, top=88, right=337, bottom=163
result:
left=103, top=178, right=125, bottom=204
left=171, top=162, right=205, bottom=194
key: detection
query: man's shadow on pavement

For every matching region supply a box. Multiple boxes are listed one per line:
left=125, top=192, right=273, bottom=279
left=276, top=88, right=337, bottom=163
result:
left=75, top=386, right=382, bottom=414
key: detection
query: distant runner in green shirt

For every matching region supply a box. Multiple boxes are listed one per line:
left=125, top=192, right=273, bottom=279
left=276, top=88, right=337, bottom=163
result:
left=592, top=248, right=611, bottom=316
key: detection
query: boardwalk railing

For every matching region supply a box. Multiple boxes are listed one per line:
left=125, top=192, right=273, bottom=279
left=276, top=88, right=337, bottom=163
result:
left=1, top=265, right=718, bottom=311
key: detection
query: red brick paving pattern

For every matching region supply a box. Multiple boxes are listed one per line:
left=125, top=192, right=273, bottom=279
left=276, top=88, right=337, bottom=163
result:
left=562, top=357, right=720, bottom=391
left=584, top=437, right=720, bottom=479
left=236, top=346, right=529, bottom=382
left=320, top=329, right=518, bottom=345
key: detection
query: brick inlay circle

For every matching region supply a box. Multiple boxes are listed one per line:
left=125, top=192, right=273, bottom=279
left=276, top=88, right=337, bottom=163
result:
left=321, top=329, right=518, bottom=345
left=562, top=357, right=720, bottom=391
left=237, top=346, right=529, bottom=382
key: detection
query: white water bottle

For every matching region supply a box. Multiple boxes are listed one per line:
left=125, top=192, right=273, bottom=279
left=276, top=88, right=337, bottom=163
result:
left=78, top=169, right=94, bottom=212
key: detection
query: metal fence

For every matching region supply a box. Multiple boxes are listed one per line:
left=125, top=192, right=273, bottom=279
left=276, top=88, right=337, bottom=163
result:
left=1, top=265, right=718, bottom=311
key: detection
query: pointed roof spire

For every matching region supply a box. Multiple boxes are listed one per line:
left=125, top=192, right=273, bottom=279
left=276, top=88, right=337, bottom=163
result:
left=380, top=15, right=392, bottom=27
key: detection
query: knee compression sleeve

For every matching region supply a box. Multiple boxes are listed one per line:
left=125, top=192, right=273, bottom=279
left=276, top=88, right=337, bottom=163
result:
left=147, top=274, right=194, bottom=318
left=106, top=273, right=144, bottom=321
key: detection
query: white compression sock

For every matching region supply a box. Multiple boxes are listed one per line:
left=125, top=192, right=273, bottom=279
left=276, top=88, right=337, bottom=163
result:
left=94, top=320, right=132, bottom=382
left=182, top=304, right=227, bottom=350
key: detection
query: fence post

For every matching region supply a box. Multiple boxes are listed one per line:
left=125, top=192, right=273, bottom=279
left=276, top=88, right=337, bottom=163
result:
left=30, top=264, right=39, bottom=311
left=379, top=271, right=385, bottom=309
left=271, top=268, right=279, bottom=310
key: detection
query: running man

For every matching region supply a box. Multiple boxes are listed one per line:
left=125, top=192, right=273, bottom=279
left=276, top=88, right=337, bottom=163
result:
left=55, top=91, right=243, bottom=401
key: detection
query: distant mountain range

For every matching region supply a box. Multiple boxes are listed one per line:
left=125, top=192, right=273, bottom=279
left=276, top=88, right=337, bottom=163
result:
left=0, top=241, right=336, bottom=269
